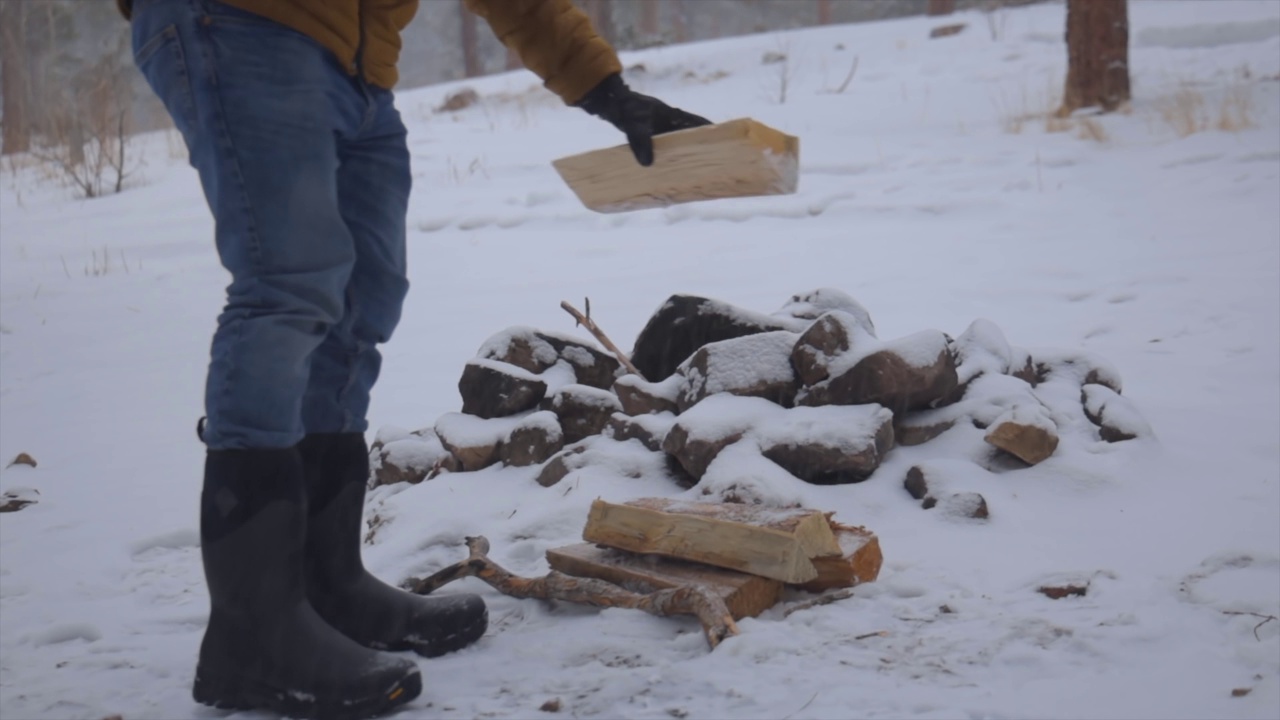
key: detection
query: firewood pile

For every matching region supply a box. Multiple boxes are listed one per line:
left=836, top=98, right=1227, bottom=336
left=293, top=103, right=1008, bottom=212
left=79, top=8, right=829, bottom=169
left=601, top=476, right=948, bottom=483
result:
left=402, top=496, right=881, bottom=649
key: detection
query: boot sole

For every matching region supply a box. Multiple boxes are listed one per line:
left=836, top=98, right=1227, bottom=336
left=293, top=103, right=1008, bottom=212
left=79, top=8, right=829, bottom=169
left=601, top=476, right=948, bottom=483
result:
left=193, top=665, right=421, bottom=720
left=407, top=608, right=489, bottom=659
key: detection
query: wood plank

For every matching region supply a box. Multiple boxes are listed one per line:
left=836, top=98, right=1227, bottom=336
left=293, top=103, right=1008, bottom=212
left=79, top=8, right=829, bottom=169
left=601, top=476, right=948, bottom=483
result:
left=546, top=543, right=784, bottom=620
left=581, top=498, right=840, bottom=584
left=797, top=524, right=883, bottom=592
left=552, top=118, right=799, bottom=213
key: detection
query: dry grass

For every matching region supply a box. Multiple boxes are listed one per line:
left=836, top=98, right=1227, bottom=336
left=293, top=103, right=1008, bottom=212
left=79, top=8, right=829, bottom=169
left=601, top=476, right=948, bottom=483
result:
left=1155, top=81, right=1256, bottom=138
left=1075, top=116, right=1109, bottom=143
left=1216, top=84, right=1255, bottom=132
left=1157, top=84, right=1209, bottom=137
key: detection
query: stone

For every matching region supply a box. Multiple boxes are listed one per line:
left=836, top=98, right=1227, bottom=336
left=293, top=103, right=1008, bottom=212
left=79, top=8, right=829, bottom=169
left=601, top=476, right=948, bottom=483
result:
left=904, top=465, right=932, bottom=501
left=479, top=326, right=621, bottom=391
left=458, top=359, right=547, bottom=419
left=755, top=405, right=895, bottom=485
left=1023, top=348, right=1123, bottom=393
left=952, top=319, right=1013, bottom=386
left=436, top=87, right=479, bottom=113
left=435, top=412, right=506, bottom=472
left=534, top=443, right=590, bottom=487
left=799, top=330, right=959, bottom=416
left=929, top=23, right=967, bottom=39
left=677, top=331, right=800, bottom=411
left=499, top=412, right=565, bottom=467
left=371, top=433, right=454, bottom=487
left=938, top=492, right=989, bottom=520
left=605, top=412, right=672, bottom=452
left=790, top=311, right=870, bottom=387
left=984, top=404, right=1059, bottom=465
left=614, top=374, right=681, bottom=416
left=630, top=294, right=799, bottom=382
left=1082, top=384, right=1152, bottom=442
left=6, top=453, right=36, bottom=469
left=0, top=488, right=37, bottom=513
left=894, top=417, right=957, bottom=446
left=662, top=395, right=782, bottom=481
left=773, top=288, right=876, bottom=336
left=548, top=384, right=622, bottom=444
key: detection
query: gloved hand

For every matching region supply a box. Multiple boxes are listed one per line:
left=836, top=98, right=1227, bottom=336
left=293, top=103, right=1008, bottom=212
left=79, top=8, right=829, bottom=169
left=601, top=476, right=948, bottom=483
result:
left=577, top=74, right=712, bottom=167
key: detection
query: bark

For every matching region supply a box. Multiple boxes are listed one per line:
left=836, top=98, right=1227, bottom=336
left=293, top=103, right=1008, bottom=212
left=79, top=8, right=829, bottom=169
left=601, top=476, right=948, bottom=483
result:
left=404, top=536, right=740, bottom=649
left=640, top=0, right=659, bottom=36
left=1060, top=0, right=1130, bottom=114
left=817, top=0, right=832, bottom=25
left=459, top=0, right=481, bottom=78
left=1, top=0, right=30, bottom=155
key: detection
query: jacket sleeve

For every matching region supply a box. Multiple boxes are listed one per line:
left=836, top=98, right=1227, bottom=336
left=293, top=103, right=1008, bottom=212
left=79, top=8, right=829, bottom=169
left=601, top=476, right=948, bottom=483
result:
left=464, top=0, right=622, bottom=105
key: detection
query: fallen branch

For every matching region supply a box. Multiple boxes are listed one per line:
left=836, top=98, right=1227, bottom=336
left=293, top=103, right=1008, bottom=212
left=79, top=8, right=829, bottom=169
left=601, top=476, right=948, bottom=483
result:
left=782, top=588, right=855, bottom=617
left=1222, top=610, right=1278, bottom=641
left=403, top=536, right=739, bottom=649
left=560, top=299, right=644, bottom=378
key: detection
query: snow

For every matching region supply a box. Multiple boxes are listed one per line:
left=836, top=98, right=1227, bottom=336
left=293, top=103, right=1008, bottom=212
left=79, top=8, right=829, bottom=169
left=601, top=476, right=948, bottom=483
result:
left=679, top=330, right=798, bottom=396
left=953, top=318, right=1014, bottom=385
left=752, top=404, right=893, bottom=452
left=2, top=1, right=1279, bottom=719
left=773, top=287, right=877, bottom=337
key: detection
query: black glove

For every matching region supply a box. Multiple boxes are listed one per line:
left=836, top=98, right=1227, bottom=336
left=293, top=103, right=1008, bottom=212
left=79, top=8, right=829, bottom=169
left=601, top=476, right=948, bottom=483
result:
left=577, top=74, right=712, bottom=167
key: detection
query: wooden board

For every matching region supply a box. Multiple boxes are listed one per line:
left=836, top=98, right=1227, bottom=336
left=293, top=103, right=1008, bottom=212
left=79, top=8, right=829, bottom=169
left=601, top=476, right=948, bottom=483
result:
left=546, top=543, right=783, bottom=620
left=581, top=498, right=840, bottom=584
left=797, top=524, right=883, bottom=592
left=552, top=118, right=799, bottom=213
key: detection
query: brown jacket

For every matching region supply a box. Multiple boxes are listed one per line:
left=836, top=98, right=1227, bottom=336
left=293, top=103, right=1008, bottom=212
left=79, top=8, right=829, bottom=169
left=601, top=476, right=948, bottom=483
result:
left=118, top=0, right=621, bottom=102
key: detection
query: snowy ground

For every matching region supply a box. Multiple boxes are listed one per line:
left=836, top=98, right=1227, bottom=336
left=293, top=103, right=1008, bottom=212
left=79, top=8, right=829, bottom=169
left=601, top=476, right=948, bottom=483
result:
left=2, top=2, right=1279, bottom=718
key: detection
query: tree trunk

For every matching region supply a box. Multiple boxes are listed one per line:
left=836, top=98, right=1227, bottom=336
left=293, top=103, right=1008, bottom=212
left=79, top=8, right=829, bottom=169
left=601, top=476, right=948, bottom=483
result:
left=927, top=0, right=956, bottom=16
left=640, top=0, right=658, bottom=37
left=1, top=0, right=30, bottom=155
left=817, top=0, right=832, bottom=25
left=1060, top=0, right=1130, bottom=115
left=458, top=0, right=481, bottom=78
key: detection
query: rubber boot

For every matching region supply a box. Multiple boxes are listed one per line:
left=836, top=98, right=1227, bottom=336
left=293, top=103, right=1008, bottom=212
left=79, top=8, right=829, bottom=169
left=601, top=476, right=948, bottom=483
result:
left=193, top=447, right=422, bottom=720
left=299, top=433, right=488, bottom=658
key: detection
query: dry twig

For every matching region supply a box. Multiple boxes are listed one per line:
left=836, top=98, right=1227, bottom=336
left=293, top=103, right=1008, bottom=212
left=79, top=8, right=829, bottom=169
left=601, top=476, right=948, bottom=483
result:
left=1222, top=610, right=1278, bottom=641
left=403, top=536, right=739, bottom=649
left=560, top=299, right=644, bottom=378
left=783, top=588, right=855, bottom=617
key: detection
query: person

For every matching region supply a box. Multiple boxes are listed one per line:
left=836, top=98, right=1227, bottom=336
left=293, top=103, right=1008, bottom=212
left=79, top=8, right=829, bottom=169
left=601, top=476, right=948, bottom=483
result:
left=115, top=1, right=710, bottom=717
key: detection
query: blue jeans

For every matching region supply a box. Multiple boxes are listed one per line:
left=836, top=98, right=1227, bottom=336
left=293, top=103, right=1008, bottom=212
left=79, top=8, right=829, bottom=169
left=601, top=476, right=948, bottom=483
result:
left=130, top=0, right=411, bottom=449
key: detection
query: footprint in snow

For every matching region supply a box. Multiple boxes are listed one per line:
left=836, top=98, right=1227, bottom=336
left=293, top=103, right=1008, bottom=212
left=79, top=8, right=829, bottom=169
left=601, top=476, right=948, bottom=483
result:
left=128, top=527, right=200, bottom=559
left=25, top=622, right=102, bottom=647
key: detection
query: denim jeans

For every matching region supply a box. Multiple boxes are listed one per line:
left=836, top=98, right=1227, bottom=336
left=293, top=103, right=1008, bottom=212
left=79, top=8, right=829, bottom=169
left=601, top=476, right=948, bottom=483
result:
left=130, top=0, right=411, bottom=449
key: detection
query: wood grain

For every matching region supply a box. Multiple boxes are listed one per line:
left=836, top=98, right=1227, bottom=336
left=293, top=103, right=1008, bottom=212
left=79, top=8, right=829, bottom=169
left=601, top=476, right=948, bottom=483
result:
left=546, top=542, right=784, bottom=619
left=553, top=118, right=799, bottom=213
left=581, top=498, right=840, bottom=584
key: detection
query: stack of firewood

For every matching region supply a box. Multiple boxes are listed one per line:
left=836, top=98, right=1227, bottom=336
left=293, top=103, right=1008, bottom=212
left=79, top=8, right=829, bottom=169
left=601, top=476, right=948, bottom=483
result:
left=405, top=497, right=880, bottom=650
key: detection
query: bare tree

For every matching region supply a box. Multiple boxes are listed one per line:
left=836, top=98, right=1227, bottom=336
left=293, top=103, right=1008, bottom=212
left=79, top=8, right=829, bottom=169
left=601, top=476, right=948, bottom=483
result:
left=640, top=1, right=659, bottom=36
left=1, top=0, right=30, bottom=154
left=1059, top=0, right=1130, bottom=115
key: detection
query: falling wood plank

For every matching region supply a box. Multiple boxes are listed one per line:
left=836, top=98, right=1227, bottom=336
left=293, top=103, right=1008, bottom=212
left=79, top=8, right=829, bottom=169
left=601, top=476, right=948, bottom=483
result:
left=582, top=498, right=840, bottom=584
left=797, top=524, right=883, bottom=592
left=552, top=118, right=799, bottom=213
left=546, top=543, right=784, bottom=620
